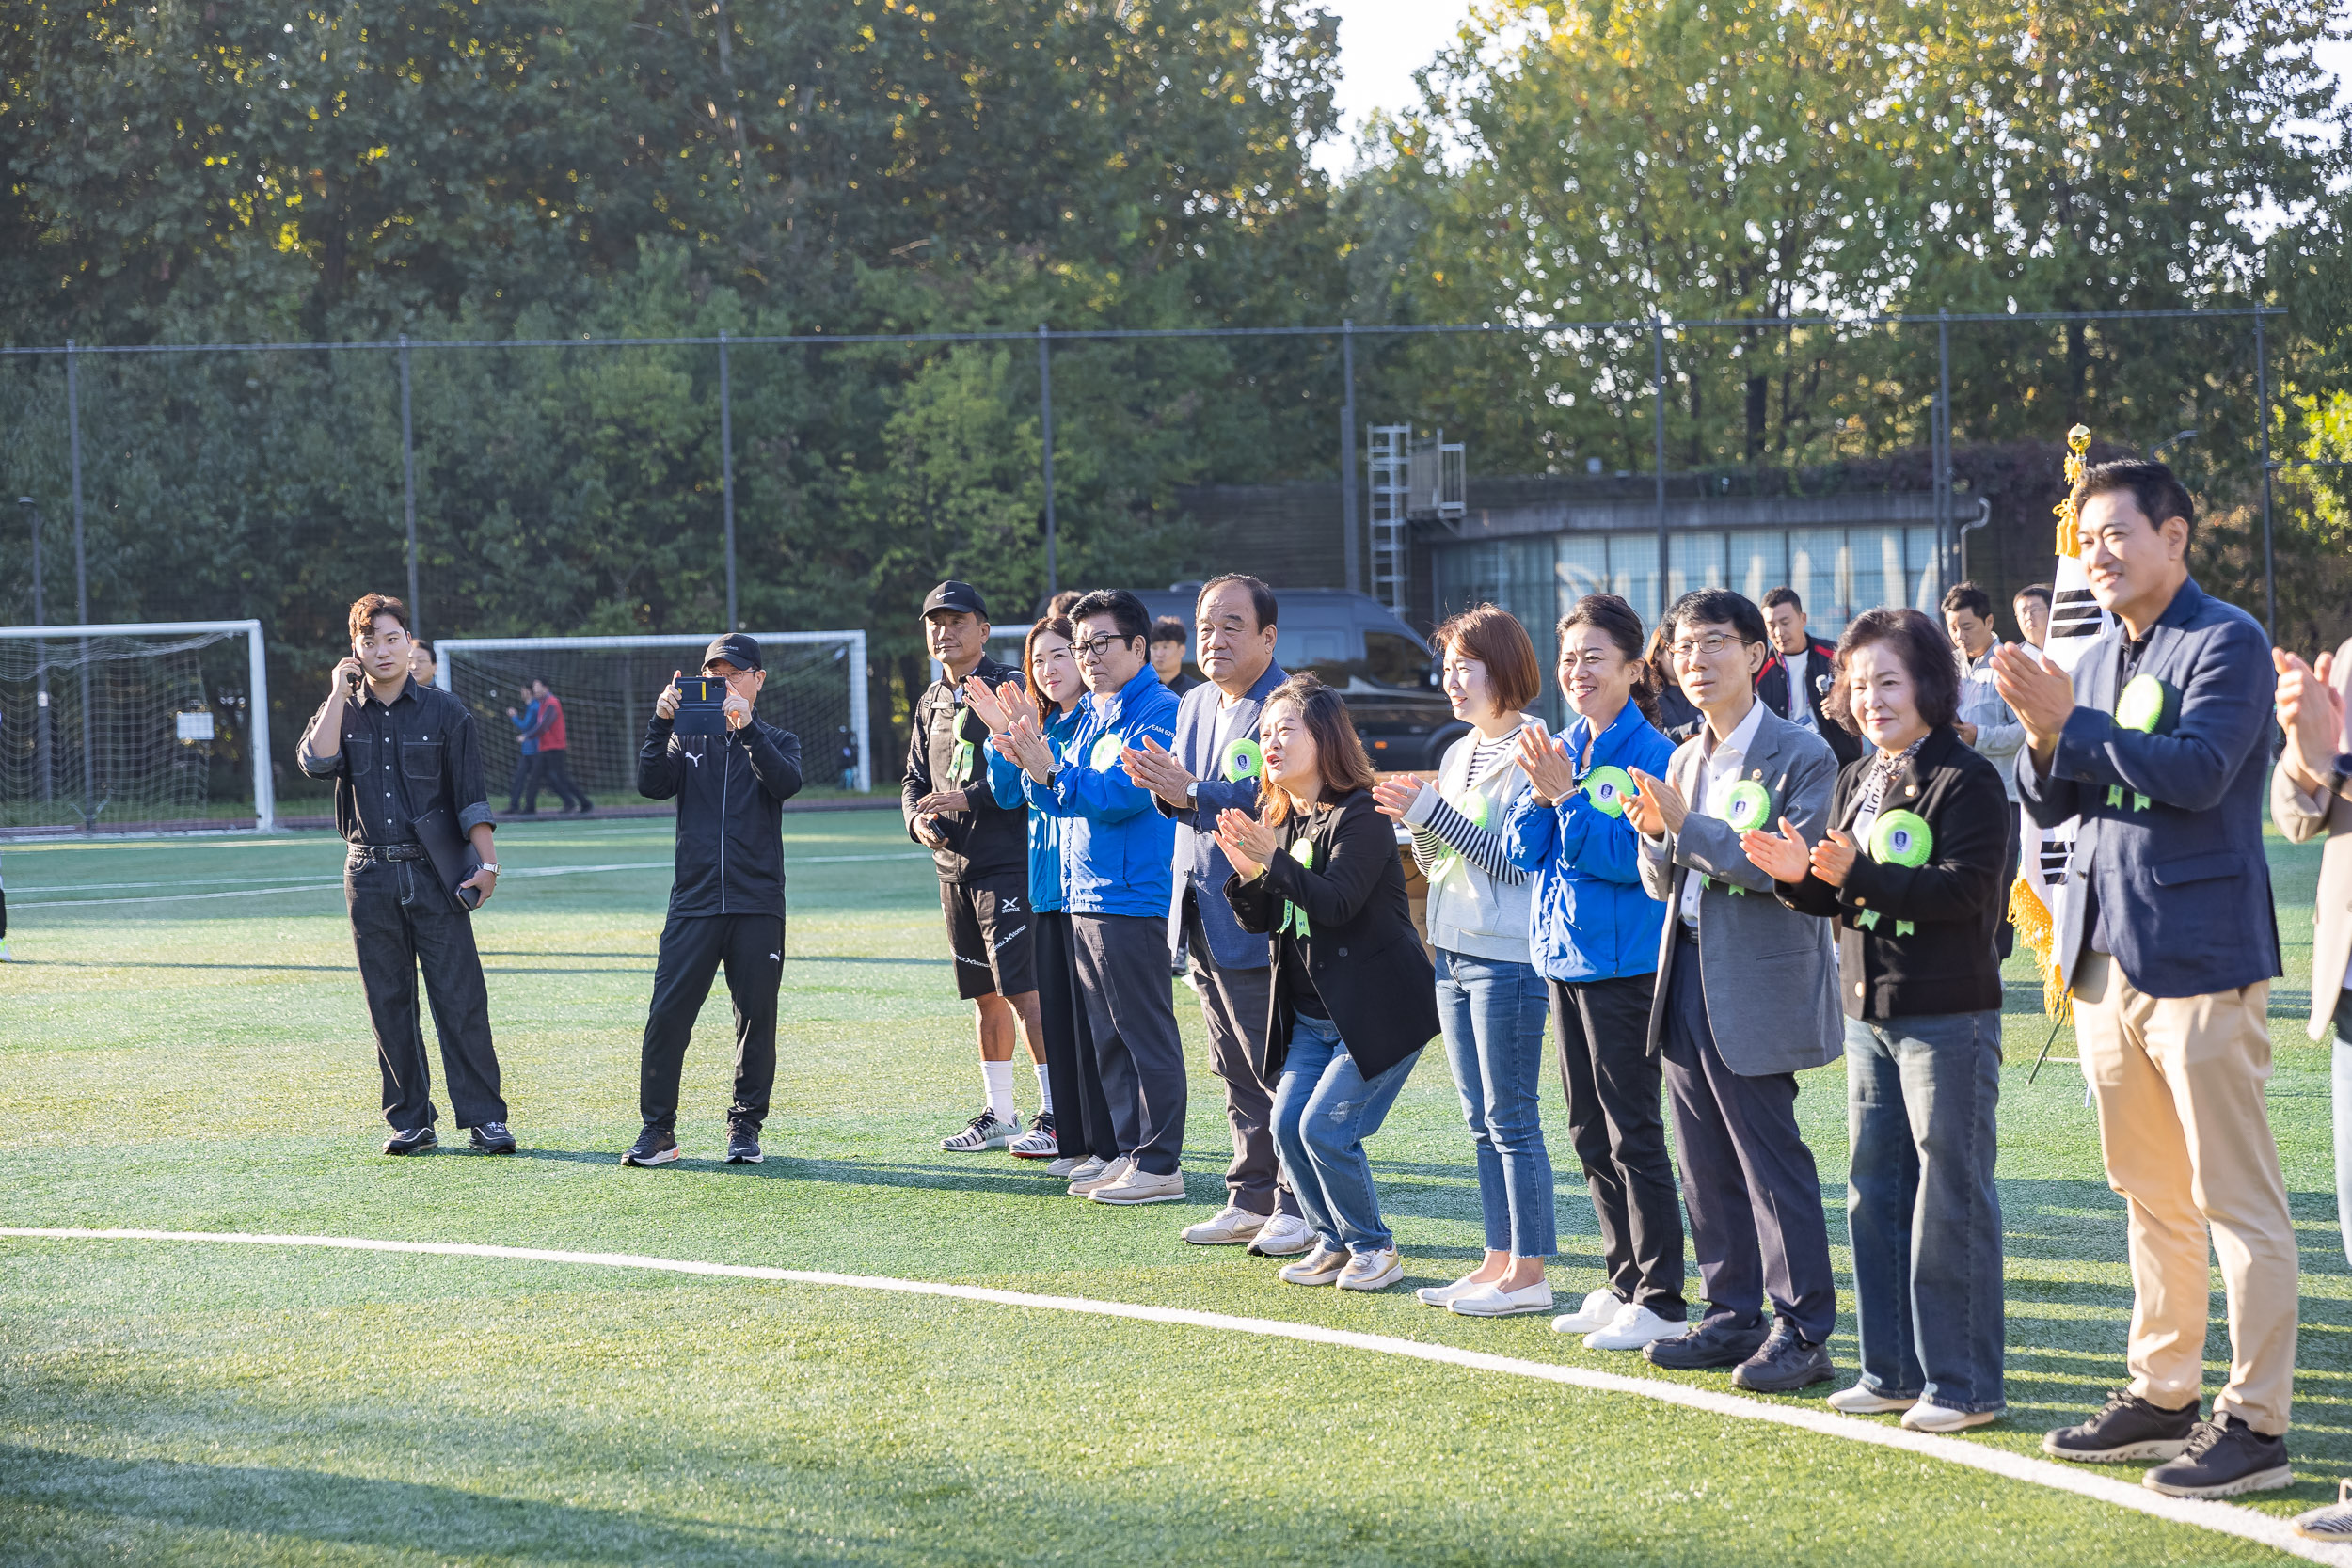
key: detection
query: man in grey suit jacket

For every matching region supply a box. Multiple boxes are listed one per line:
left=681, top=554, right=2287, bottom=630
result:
left=1125, top=575, right=1311, bottom=1254
left=1997, top=460, right=2291, bottom=1500
left=1628, top=589, right=1844, bottom=1396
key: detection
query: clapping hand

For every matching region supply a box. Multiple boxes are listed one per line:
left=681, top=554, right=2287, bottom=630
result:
left=1627, top=768, right=1687, bottom=835
left=1512, top=720, right=1578, bottom=803
left=2275, top=648, right=2345, bottom=791
left=1212, top=806, right=1279, bottom=879
left=1370, top=773, right=1427, bottom=820
left=962, top=675, right=1025, bottom=736
left=1990, top=642, right=2074, bottom=755
left=1810, top=827, right=1860, bottom=887
left=1120, top=734, right=1199, bottom=808
left=1740, top=816, right=1812, bottom=883
left=992, top=712, right=1058, bottom=783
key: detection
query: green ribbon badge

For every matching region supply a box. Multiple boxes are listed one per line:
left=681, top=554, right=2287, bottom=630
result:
left=1867, top=809, right=1933, bottom=868
left=1853, top=910, right=1916, bottom=936
left=1223, top=736, right=1264, bottom=783
left=1722, top=779, right=1772, bottom=834
left=1280, top=839, right=1316, bottom=939
left=1582, top=765, right=1634, bottom=818
left=1089, top=731, right=1124, bottom=771
left=1428, top=790, right=1491, bottom=881
left=2106, top=674, right=2170, bottom=812
left=1698, top=875, right=1747, bottom=896
left=952, top=738, right=976, bottom=780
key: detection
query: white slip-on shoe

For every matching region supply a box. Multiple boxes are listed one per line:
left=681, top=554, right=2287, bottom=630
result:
left=1067, top=1154, right=1132, bottom=1197
left=1828, top=1382, right=1919, bottom=1416
left=1182, top=1205, right=1269, bottom=1245
left=1550, top=1287, right=1621, bottom=1336
left=1335, top=1246, right=1405, bottom=1292
left=1044, top=1154, right=1087, bottom=1178
left=1583, top=1301, right=1685, bottom=1351
left=1901, top=1401, right=1998, bottom=1433
left=1247, top=1213, right=1317, bottom=1257
left=1449, top=1280, right=1554, bottom=1318
left=1090, top=1165, right=1186, bottom=1205
left=1278, top=1243, right=1350, bottom=1286
left=1416, top=1273, right=1492, bottom=1308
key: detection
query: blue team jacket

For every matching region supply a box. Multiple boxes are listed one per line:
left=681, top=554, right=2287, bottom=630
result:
left=1499, top=699, right=1676, bottom=983
left=1019, top=663, right=1180, bottom=918
left=990, top=703, right=1084, bottom=914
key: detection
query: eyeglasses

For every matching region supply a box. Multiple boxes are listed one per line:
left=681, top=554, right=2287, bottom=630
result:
left=1074, top=634, right=1127, bottom=660
left=1667, top=632, right=1752, bottom=664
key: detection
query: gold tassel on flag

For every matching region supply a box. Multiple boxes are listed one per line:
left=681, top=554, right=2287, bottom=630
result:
left=2010, top=422, right=2093, bottom=1022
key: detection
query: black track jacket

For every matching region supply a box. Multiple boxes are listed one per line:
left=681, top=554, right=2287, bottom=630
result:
left=639, top=712, right=803, bottom=918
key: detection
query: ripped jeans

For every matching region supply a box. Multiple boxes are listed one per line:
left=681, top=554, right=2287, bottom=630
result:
left=1271, top=1010, right=1422, bottom=1254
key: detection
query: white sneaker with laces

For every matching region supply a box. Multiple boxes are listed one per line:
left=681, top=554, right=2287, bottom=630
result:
left=1416, top=1273, right=1493, bottom=1308
left=942, top=1108, right=1020, bottom=1151
left=1336, top=1246, right=1404, bottom=1292
left=1090, top=1165, right=1186, bottom=1205
left=1900, top=1401, right=1997, bottom=1433
left=1067, top=1154, right=1132, bottom=1197
left=1007, top=1112, right=1058, bottom=1158
left=1827, top=1382, right=1918, bottom=1416
left=1182, top=1205, right=1269, bottom=1245
left=1550, top=1287, right=1622, bottom=1336
left=1583, top=1301, right=1683, bottom=1351
left=1278, top=1243, right=1350, bottom=1286
left=2293, top=1481, right=2352, bottom=1541
left=1448, top=1279, right=1554, bottom=1317
left=1247, top=1213, right=1317, bottom=1257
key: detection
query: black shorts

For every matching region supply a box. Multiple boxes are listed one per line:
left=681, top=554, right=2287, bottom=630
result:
left=941, top=876, right=1037, bottom=1001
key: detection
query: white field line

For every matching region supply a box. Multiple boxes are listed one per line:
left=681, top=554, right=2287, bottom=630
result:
left=1, top=1227, right=2341, bottom=1566
left=8, top=853, right=929, bottom=909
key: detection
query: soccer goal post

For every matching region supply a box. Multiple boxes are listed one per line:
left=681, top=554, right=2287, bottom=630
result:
left=0, top=619, right=276, bottom=835
left=437, top=630, right=872, bottom=806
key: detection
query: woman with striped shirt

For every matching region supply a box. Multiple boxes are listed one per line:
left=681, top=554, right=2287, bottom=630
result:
left=1373, top=604, right=1554, bottom=1317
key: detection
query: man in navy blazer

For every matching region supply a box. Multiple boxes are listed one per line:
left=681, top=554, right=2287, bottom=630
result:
left=1125, top=575, right=1312, bottom=1255
left=1995, top=460, right=2292, bottom=1500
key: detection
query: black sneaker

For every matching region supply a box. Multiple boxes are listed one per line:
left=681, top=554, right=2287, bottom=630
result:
left=1644, top=1316, right=1770, bottom=1370
left=1731, top=1323, right=1836, bottom=1393
left=469, top=1121, right=516, bottom=1155
left=725, top=1122, right=763, bottom=1164
left=621, top=1127, right=680, bottom=1166
left=2143, top=1415, right=2294, bottom=1498
left=383, top=1126, right=437, bottom=1156
left=2042, top=1389, right=2199, bottom=1464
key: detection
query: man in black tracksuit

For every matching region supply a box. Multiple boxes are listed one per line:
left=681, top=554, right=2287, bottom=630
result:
left=622, top=633, right=803, bottom=1168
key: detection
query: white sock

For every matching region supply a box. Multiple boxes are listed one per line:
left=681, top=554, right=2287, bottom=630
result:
left=982, top=1059, right=1018, bottom=1123
left=1032, top=1061, right=1054, bottom=1116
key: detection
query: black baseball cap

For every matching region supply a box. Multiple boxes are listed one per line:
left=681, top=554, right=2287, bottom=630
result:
left=921, top=580, right=989, bottom=620
left=702, top=633, right=764, bottom=673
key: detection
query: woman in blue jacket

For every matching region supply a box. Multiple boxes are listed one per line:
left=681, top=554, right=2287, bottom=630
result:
left=1499, top=594, right=1683, bottom=1352
left=984, top=616, right=1118, bottom=1175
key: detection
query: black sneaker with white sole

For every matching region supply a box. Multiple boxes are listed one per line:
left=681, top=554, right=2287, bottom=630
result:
left=2042, top=1389, right=2199, bottom=1464
left=469, top=1121, right=516, bottom=1154
left=2142, top=1415, right=2294, bottom=1498
left=725, top=1122, right=763, bottom=1164
left=383, top=1126, right=437, bottom=1156
left=621, top=1127, right=680, bottom=1166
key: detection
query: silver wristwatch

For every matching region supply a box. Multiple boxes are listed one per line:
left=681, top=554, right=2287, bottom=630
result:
left=1186, top=782, right=1200, bottom=804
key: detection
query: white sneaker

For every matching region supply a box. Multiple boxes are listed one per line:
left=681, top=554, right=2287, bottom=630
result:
left=1336, top=1246, right=1404, bottom=1291
left=1449, top=1279, right=1554, bottom=1317
left=1247, top=1213, right=1317, bottom=1257
left=942, top=1108, right=1020, bottom=1151
left=1182, top=1205, right=1269, bottom=1245
left=1900, top=1401, right=1997, bottom=1433
left=1090, top=1165, right=1186, bottom=1205
left=1067, top=1155, right=1131, bottom=1196
left=1550, top=1287, right=1622, bottom=1336
left=1417, top=1273, right=1494, bottom=1308
left=1044, top=1154, right=1089, bottom=1178
left=1278, top=1243, right=1350, bottom=1286
left=1583, top=1301, right=1684, bottom=1351
left=1827, top=1382, right=1918, bottom=1416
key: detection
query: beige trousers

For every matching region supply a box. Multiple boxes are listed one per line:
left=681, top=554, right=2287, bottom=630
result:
left=2074, top=952, right=2296, bottom=1433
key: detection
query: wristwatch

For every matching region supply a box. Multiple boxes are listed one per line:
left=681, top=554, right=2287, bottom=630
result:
left=2329, top=755, right=2352, bottom=802
left=1186, top=781, right=1200, bottom=804
left=478, top=863, right=500, bottom=876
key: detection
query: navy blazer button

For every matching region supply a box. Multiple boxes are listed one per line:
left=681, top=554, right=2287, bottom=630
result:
left=1336, top=946, right=1348, bottom=958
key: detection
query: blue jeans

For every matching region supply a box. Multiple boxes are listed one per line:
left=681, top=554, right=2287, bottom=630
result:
left=1846, top=1009, right=2006, bottom=1414
left=1435, top=949, right=1556, bottom=1259
left=2332, top=992, right=2352, bottom=1267
left=1271, top=1012, right=1422, bottom=1253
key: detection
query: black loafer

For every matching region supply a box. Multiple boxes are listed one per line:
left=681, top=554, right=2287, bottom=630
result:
left=383, top=1126, right=437, bottom=1156
left=1732, top=1324, right=1836, bottom=1393
left=469, top=1121, right=516, bottom=1154
left=1644, top=1316, right=1770, bottom=1370
left=2042, top=1389, right=2199, bottom=1464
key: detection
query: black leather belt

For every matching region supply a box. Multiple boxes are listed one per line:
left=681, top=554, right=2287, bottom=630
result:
left=347, top=842, right=428, bottom=863
left=1675, top=920, right=1700, bottom=945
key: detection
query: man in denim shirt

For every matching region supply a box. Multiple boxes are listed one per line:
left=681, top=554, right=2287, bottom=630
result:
left=300, top=594, right=509, bottom=1156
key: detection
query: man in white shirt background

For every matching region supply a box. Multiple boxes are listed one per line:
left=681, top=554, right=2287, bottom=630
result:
left=1944, top=581, right=2025, bottom=957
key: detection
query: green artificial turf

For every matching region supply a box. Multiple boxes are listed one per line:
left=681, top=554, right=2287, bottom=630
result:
left=0, top=811, right=2342, bottom=1565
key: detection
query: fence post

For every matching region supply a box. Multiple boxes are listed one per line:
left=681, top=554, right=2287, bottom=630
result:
left=720, top=327, right=738, bottom=630
left=1040, top=323, right=1057, bottom=597
left=2254, top=306, right=2276, bottom=641
left=1936, top=309, right=1952, bottom=589
left=1651, top=317, right=1668, bottom=623
left=246, top=621, right=276, bottom=832
left=1340, top=320, right=1360, bottom=595
left=398, top=333, right=421, bottom=634
left=67, top=337, right=94, bottom=824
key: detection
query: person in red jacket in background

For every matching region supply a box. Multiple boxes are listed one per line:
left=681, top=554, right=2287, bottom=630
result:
left=521, top=678, right=593, bottom=815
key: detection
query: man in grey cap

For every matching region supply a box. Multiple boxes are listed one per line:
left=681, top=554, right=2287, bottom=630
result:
left=902, top=579, right=1052, bottom=1154
left=622, top=633, right=803, bottom=1167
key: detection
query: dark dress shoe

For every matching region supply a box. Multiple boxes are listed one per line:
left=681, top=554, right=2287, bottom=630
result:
left=383, top=1126, right=437, bottom=1156
left=2042, top=1389, right=2199, bottom=1464
left=1644, top=1316, right=1769, bottom=1370
left=1732, top=1324, right=1836, bottom=1392
left=469, top=1121, right=517, bottom=1154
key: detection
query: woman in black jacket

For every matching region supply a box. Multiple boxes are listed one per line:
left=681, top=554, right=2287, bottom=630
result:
left=1217, top=673, right=1441, bottom=1293
left=1740, top=607, right=2009, bottom=1433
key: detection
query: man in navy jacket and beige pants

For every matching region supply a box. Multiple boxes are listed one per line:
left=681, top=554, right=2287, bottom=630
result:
left=1997, top=460, right=2290, bottom=1500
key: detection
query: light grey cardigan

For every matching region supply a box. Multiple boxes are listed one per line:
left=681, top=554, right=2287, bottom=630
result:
left=1403, top=719, right=1537, bottom=964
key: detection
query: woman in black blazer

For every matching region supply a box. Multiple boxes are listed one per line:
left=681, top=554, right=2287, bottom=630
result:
left=1740, top=607, right=2010, bottom=1434
left=1218, top=673, right=1440, bottom=1293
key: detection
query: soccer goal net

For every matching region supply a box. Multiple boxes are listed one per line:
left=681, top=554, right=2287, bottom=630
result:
left=0, top=620, right=276, bottom=835
left=437, top=631, right=870, bottom=808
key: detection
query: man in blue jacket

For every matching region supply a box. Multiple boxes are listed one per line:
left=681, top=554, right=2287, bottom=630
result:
left=1995, top=461, right=2291, bottom=1499
left=998, top=589, right=1186, bottom=1206
left=1126, top=575, right=1312, bottom=1253
left=622, top=634, right=804, bottom=1169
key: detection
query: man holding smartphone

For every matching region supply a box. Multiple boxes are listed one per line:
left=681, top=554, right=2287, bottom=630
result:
left=622, top=634, right=803, bottom=1167
left=298, top=593, right=510, bottom=1156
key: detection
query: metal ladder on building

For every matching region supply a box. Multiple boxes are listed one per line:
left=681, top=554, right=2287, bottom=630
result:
left=1367, top=424, right=1411, bottom=613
